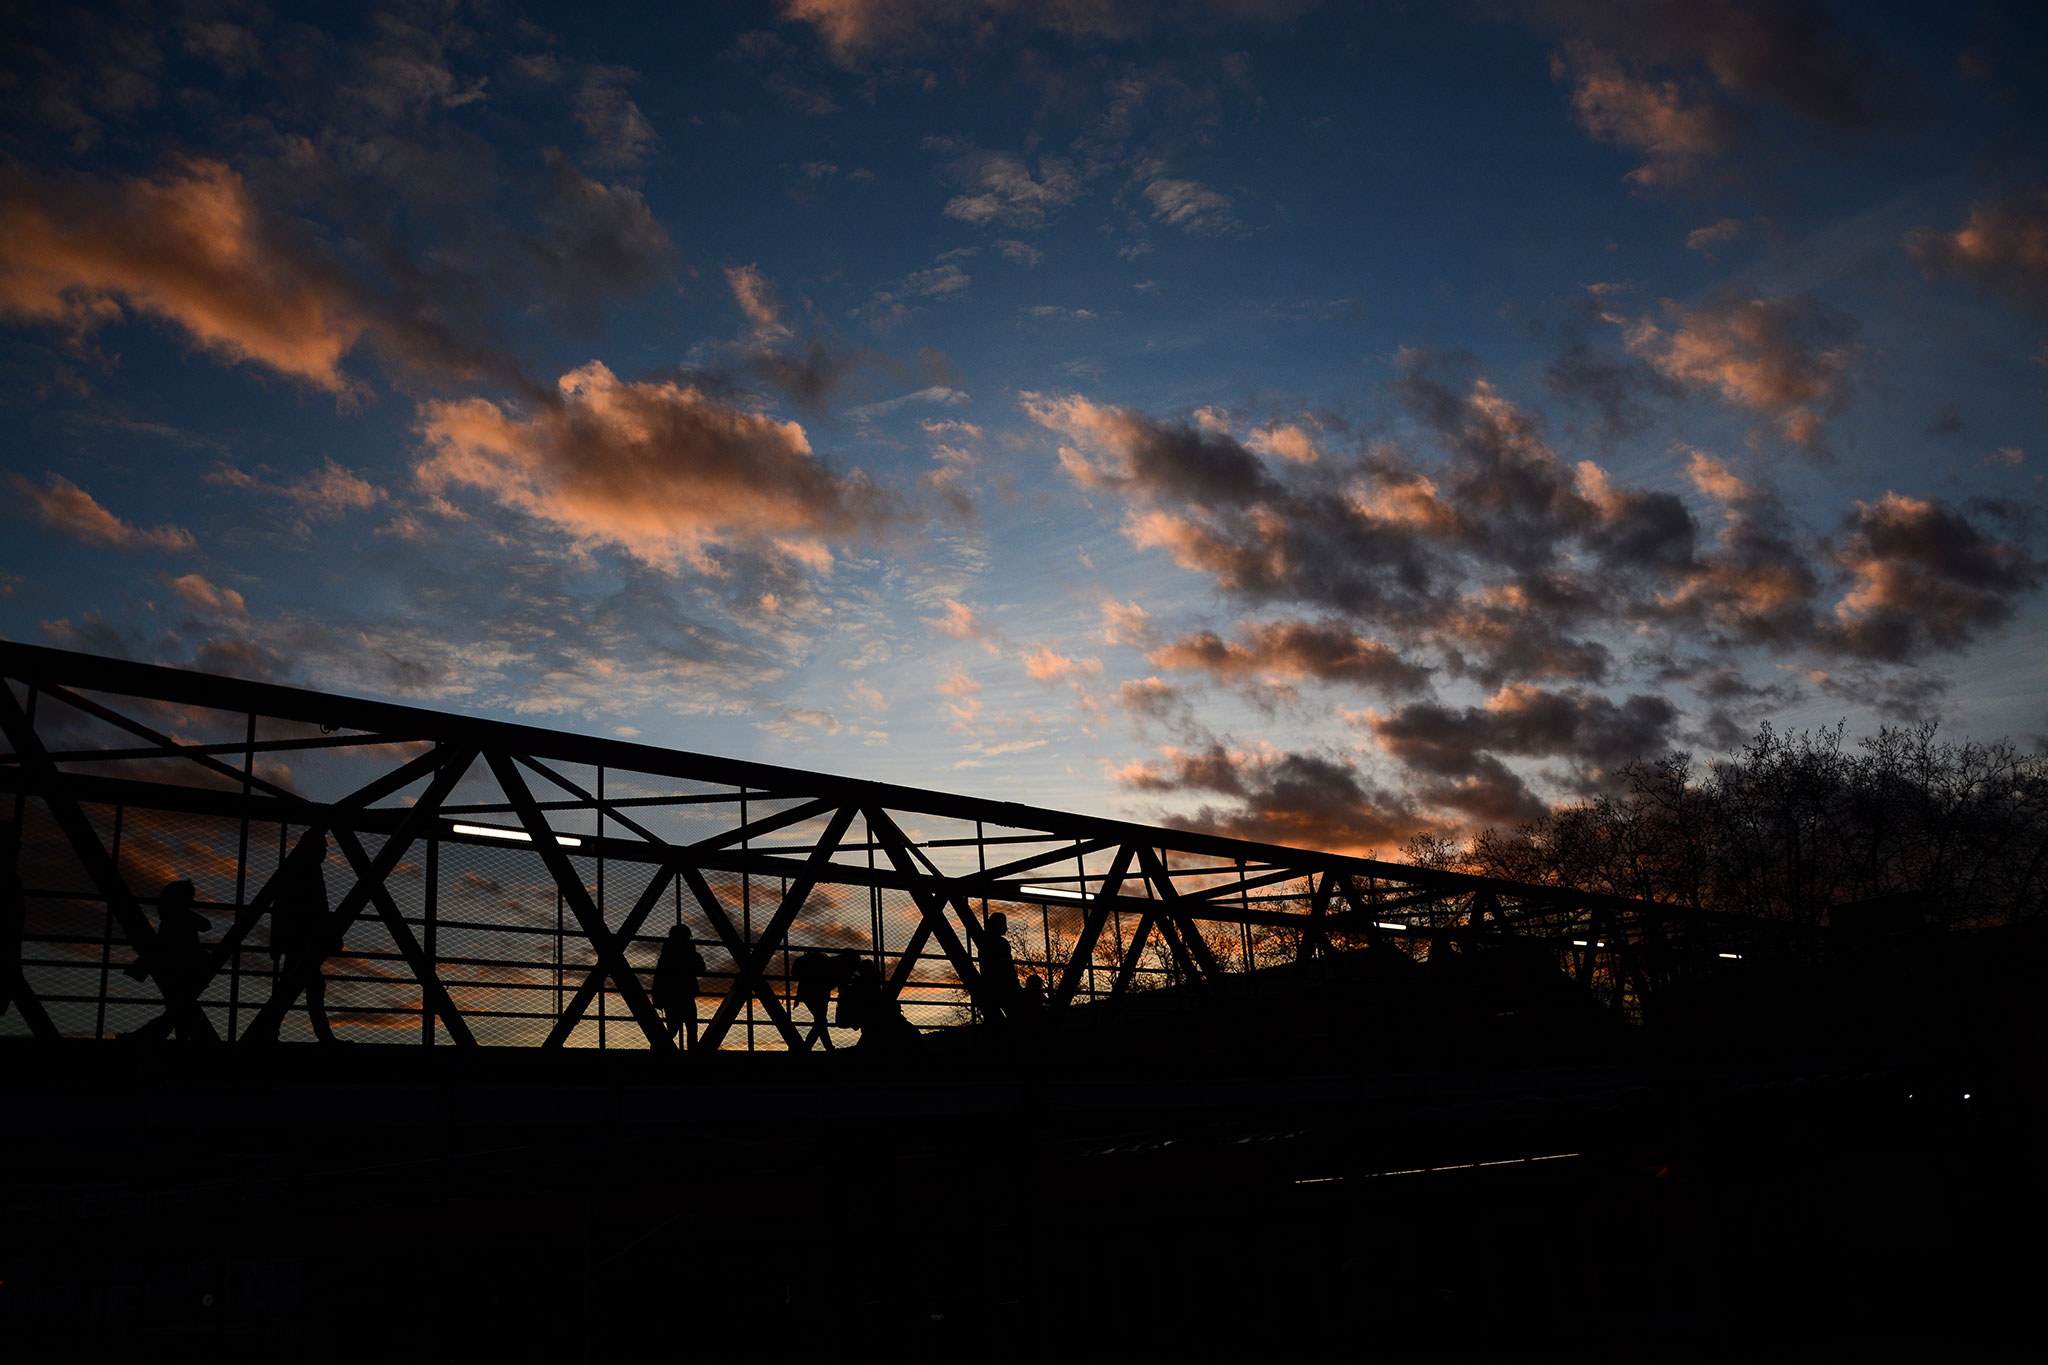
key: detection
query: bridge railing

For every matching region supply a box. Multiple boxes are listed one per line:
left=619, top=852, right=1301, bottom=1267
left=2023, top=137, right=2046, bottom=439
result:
left=2, top=641, right=1802, bottom=1050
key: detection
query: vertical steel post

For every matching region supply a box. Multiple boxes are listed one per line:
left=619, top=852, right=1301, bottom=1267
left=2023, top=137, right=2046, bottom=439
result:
left=423, top=831, right=438, bottom=1046
left=95, top=802, right=122, bottom=1039
left=229, top=709, right=254, bottom=1041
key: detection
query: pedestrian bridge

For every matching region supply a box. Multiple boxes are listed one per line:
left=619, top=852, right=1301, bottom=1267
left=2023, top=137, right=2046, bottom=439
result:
left=1, top=640, right=1792, bottom=1056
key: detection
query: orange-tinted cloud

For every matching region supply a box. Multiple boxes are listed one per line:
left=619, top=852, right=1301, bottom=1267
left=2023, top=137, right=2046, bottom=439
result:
left=416, top=360, right=899, bottom=570
left=1624, top=291, right=1855, bottom=447
left=1554, top=42, right=1733, bottom=189
left=1905, top=186, right=2048, bottom=318
left=1022, top=645, right=1103, bottom=683
left=0, top=159, right=368, bottom=392
left=7, top=472, right=195, bottom=551
left=1147, top=619, right=1430, bottom=696
left=166, top=572, right=246, bottom=616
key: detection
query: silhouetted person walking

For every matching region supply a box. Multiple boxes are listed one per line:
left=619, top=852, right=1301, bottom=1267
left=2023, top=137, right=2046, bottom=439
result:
left=653, top=924, right=705, bottom=1049
left=268, top=836, right=340, bottom=1043
left=129, top=878, right=211, bottom=1039
left=792, top=948, right=855, bottom=1050
left=841, top=957, right=916, bottom=1052
left=980, top=911, right=1019, bottom=1023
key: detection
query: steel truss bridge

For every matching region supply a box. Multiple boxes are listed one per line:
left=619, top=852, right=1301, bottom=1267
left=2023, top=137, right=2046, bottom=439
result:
left=1, top=641, right=1792, bottom=1053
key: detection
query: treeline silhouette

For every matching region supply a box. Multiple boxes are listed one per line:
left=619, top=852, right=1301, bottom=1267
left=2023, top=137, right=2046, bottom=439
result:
left=1412, top=722, right=2048, bottom=928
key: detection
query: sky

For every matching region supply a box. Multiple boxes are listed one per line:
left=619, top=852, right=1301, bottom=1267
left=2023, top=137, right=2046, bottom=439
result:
left=2, top=0, right=2044, bottom=855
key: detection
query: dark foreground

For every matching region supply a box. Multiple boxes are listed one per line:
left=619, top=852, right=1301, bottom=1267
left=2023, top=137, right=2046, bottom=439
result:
left=2, top=1021, right=2040, bottom=1364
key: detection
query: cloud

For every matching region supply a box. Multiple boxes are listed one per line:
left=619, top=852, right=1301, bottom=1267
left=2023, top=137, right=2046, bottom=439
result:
left=1147, top=619, right=1431, bottom=696
left=207, top=458, right=384, bottom=523
left=1827, top=493, right=2044, bottom=660
left=751, top=339, right=866, bottom=413
left=7, top=472, right=195, bottom=551
left=1116, top=742, right=1423, bottom=854
left=1036, top=373, right=2042, bottom=743
left=1527, top=0, right=1917, bottom=188
left=921, top=598, right=1004, bottom=654
left=844, top=385, right=971, bottom=421
left=1905, top=186, right=2048, bottom=319
left=1139, top=170, right=1241, bottom=236
left=0, top=159, right=369, bottom=392
left=1542, top=329, right=1682, bottom=444
left=726, top=263, right=791, bottom=339
left=993, top=238, right=1045, bottom=266
left=1623, top=291, right=1856, bottom=447
left=415, top=361, right=900, bottom=571
left=938, top=151, right=1080, bottom=230
left=572, top=66, right=657, bottom=171
left=936, top=663, right=983, bottom=724
left=1369, top=684, right=1680, bottom=785
left=852, top=262, right=973, bottom=331
left=166, top=572, right=246, bottom=616
left=1552, top=43, right=1735, bottom=189
left=1244, top=422, right=1321, bottom=464
left=1686, top=217, right=1745, bottom=253
left=1022, top=645, right=1103, bottom=683
left=527, top=151, right=677, bottom=335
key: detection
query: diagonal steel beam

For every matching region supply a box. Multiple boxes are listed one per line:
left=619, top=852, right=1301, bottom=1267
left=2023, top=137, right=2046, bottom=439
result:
left=514, top=754, right=666, bottom=847
left=691, top=795, right=836, bottom=853
left=0, top=682, right=217, bottom=1039
left=1329, top=873, right=1391, bottom=954
left=1049, top=843, right=1136, bottom=1012
left=1135, top=846, right=1225, bottom=987
left=331, top=828, right=477, bottom=1048
left=4, top=961, right=61, bottom=1041
left=864, top=807, right=990, bottom=1011
left=668, top=862, right=802, bottom=1048
left=241, top=747, right=476, bottom=1044
left=1106, top=907, right=1158, bottom=1004
left=541, top=862, right=675, bottom=1048
left=129, top=745, right=461, bottom=1044
left=488, top=751, right=672, bottom=1052
left=698, top=805, right=855, bottom=1052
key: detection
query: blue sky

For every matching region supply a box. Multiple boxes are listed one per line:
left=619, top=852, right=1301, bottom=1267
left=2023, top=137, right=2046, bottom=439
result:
left=3, top=0, right=2044, bottom=852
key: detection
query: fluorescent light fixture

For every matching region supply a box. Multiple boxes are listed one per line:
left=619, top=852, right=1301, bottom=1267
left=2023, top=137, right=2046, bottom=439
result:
left=1376, top=921, right=1409, bottom=932
left=1718, top=952, right=1741, bottom=959
left=449, top=821, right=582, bottom=848
left=1365, top=1152, right=1578, bottom=1179
left=1294, top=1176, right=1342, bottom=1185
left=1018, top=883, right=1089, bottom=901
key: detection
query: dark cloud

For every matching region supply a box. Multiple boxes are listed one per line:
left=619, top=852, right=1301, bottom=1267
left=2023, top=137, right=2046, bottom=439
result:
left=1542, top=328, right=1681, bottom=444
left=1518, top=0, right=1918, bottom=187
left=1825, top=493, right=2044, bottom=660
left=751, top=340, right=865, bottom=414
left=1117, top=743, right=1423, bottom=854
left=1148, top=618, right=1433, bottom=696
left=1369, top=685, right=1679, bottom=792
